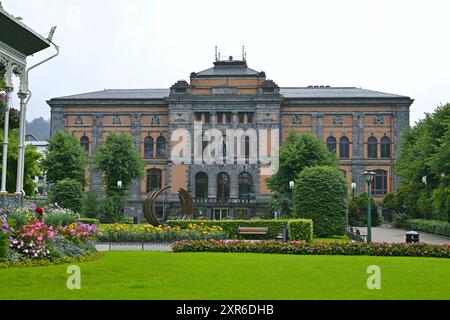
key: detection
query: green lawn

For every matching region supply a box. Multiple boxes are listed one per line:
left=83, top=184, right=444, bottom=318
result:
left=0, top=251, right=449, bottom=300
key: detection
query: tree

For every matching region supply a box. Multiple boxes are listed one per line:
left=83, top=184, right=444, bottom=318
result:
left=48, top=178, right=83, bottom=213
left=395, top=103, right=450, bottom=221
left=349, top=193, right=380, bottom=227
left=293, top=166, right=348, bottom=236
left=0, top=129, right=41, bottom=195
left=94, top=132, right=144, bottom=197
left=266, top=131, right=338, bottom=217
left=81, top=191, right=100, bottom=218
left=41, top=131, right=87, bottom=185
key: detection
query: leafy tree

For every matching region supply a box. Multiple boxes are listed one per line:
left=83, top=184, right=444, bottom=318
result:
left=267, top=131, right=338, bottom=217
left=41, top=131, right=87, bottom=185
left=395, top=103, right=450, bottom=221
left=293, top=166, right=348, bottom=236
left=0, top=108, right=20, bottom=130
left=48, top=179, right=83, bottom=213
left=0, top=129, right=41, bottom=195
left=348, top=193, right=380, bottom=227
left=94, top=132, right=144, bottom=197
left=81, top=191, right=100, bottom=218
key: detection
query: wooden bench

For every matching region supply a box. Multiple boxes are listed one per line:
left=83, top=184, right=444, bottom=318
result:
left=238, top=226, right=269, bottom=235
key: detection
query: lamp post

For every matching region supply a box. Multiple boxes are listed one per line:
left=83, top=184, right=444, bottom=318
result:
left=289, top=181, right=295, bottom=190
left=351, top=182, right=356, bottom=200
left=363, top=170, right=375, bottom=243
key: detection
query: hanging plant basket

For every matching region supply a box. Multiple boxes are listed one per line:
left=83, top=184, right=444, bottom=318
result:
left=0, top=91, right=8, bottom=116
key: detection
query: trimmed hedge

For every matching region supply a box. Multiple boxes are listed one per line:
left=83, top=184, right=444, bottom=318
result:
left=293, top=166, right=348, bottom=236
left=288, top=219, right=313, bottom=242
left=167, top=219, right=313, bottom=241
left=402, top=219, right=450, bottom=238
left=76, top=218, right=100, bottom=226
left=172, top=240, right=450, bottom=258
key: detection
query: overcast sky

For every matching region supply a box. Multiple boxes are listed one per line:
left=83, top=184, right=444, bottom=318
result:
left=3, top=0, right=450, bottom=123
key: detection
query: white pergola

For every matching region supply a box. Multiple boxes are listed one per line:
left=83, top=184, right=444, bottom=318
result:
left=0, top=8, right=57, bottom=200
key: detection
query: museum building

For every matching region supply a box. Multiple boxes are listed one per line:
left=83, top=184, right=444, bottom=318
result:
left=48, top=56, right=413, bottom=220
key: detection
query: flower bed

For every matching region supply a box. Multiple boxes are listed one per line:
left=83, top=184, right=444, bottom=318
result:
left=0, top=206, right=99, bottom=266
left=172, top=240, right=450, bottom=258
left=98, top=223, right=225, bottom=242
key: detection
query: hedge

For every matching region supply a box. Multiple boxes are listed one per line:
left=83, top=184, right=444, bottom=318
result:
left=288, top=219, right=313, bottom=242
left=167, top=219, right=313, bottom=241
left=293, top=166, right=348, bottom=236
left=172, top=240, right=450, bottom=258
left=76, top=218, right=100, bottom=226
left=402, top=219, right=450, bottom=238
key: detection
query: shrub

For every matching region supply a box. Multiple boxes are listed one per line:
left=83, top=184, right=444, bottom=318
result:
left=172, top=240, right=450, bottom=259
left=6, top=209, right=32, bottom=229
left=76, top=218, right=100, bottom=226
left=98, top=223, right=225, bottom=242
left=0, top=233, right=8, bottom=259
left=43, top=204, right=80, bottom=227
left=348, top=193, right=381, bottom=227
left=293, top=166, right=348, bottom=236
left=48, top=179, right=83, bottom=213
left=288, top=219, right=313, bottom=241
left=169, top=220, right=282, bottom=240
left=82, top=191, right=100, bottom=218
left=402, top=219, right=450, bottom=237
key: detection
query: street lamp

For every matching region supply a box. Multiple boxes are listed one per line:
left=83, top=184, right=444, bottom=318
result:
left=351, top=182, right=356, bottom=200
left=117, top=180, right=123, bottom=189
left=363, top=170, right=376, bottom=243
left=289, top=181, right=295, bottom=190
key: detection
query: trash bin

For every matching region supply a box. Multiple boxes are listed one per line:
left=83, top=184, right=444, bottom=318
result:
left=133, top=216, right=138, bottom=224
left=405, top=231, right=420, bottom=243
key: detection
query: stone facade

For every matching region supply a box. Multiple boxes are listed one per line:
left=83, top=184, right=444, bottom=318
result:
left=47, top=58, right=413, bottom=220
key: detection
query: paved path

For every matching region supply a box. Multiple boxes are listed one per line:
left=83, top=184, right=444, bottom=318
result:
left=354, top=226, right=450, bottom=245
left=95, top=242, right=172, bottom=252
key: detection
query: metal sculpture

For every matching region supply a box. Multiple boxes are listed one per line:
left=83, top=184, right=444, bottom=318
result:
left=143, top=186, right=195, bottom=226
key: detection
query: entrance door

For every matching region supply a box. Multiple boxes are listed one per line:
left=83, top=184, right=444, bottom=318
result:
left=213, top=208, right=230, bottom=220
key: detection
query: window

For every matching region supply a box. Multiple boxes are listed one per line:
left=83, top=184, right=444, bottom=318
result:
left=144, top=136, right=154, bottom=159
left=217, top=112, right=232, bottom=124
left=238, top=112, right=254, bottom=124
left=327, top=136, right=337, bottom=154
left=195, top=172, right=208, bottom=199
left=217, top=172, right=230, bottom=201
left=80, top=136, right=89, bottom=155
left=380, top=136, right=391, bottom=159
left=156, top=136, right=166, bottom=158
left=372, top=169, right=388, bottom=195
left=244, top=136, right=250, bottom=164
left=194, top=112, right=210, bottom=124
left=339, top=136, right=350, bottom=159
left=239, top=172, right=253, bottom=199
left=146, top=169, right=162, bottom=193
left=367, top=136, right=378, bottom=159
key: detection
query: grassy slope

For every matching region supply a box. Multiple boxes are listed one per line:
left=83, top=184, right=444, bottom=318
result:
left=0, top=251, right=449, bottom=300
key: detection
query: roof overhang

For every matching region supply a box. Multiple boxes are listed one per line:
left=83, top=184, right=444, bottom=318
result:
left=0, top=9, right=51, bottom=56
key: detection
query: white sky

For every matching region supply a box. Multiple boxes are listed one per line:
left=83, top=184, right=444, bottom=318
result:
left=3, top=0, right=450, bottom=124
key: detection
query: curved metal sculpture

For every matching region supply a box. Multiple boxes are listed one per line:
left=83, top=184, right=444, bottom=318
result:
left=143, top=185, right=195, bottom=226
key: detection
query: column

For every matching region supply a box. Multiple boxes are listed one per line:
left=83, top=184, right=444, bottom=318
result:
left=15, top=91, right=28, bottom=195
left=1, top=86, right=13, bottom=194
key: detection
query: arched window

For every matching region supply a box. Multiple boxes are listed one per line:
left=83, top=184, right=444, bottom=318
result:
left=244, top=136, right=250, bottom=164
left=144, top=136, right=154, bottom=159
left=80, top=136, right=89, bottom=155
left=239, top=172, right=253, bottom=199
left=156, top=136, right=166, bottom=158
left=367, top=136, right=378, bottom=159
left=380, top=136, right=391, bottom=159
left=339, top=136, right=350, bottom=159
left=327, top=136, right=337, bottom=154
left=217, top=172, right=230, bottom=201
left=195, top=172, right=208, bottom=199
left=372, top=169, right=388, bottom=195
left=146, top=168, right=162, bottom=193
